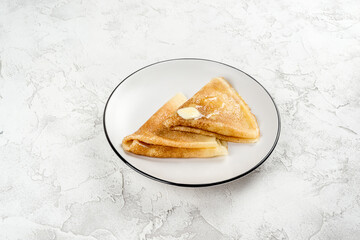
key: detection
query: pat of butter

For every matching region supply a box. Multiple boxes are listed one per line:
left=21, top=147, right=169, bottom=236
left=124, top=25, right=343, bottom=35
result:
left=177, top=107, right=201, bottom=120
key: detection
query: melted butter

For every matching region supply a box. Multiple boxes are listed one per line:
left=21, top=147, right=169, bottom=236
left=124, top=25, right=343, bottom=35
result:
left=177, top=107, right=203, bottom=120
left=204, top=96, right=218, bottom=101
left=206, top=110, right=219, bottom=118
left=205, top=102, right=225, bottom=118
left=190, top=96, right=227, bottom=119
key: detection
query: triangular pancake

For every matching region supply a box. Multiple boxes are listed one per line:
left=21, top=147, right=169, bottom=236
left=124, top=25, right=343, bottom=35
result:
left=163, top=78, right=260, bottom=142
left=122, top=93, right=228, bottom=158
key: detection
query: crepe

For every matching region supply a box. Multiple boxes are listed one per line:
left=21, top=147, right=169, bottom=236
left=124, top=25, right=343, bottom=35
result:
left=122, top=93, right=228, bottom=158
left=163, top=77, right=260, bottom=143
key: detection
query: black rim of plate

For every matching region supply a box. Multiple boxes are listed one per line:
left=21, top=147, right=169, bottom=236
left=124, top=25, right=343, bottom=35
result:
left=103, top=58, right=281, bottom=187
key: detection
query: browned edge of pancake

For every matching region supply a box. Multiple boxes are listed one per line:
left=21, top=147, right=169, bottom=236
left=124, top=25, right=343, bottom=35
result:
left=124, top=139, right=228, bottom=158
left=171, top=126, right=259, bottom=143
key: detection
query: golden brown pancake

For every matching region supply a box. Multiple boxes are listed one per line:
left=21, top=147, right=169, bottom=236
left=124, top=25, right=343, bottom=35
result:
left=163, top=77, right=260, bottom=142
left=122, top=93, right=228, bottom=158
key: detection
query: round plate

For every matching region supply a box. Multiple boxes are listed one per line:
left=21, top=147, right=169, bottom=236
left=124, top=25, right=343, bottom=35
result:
left=103, top=58, right=280, bottom=187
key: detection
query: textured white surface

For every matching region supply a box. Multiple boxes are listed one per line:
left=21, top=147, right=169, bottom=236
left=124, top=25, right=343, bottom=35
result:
left=0, top=0, right=359, bottom=239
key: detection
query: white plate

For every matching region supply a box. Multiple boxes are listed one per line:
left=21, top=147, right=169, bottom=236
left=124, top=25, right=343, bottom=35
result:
left=103, top=59, right=280, bottom=187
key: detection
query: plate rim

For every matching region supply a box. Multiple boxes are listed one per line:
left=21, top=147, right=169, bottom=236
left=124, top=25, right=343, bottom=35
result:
left=103, top=58, right=281, bottom=187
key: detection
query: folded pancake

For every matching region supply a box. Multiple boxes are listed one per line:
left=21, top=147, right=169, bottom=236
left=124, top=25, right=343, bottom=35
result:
left=163, top=77, right=260, bottom=143
left=122, top=93, right=228, bottom=158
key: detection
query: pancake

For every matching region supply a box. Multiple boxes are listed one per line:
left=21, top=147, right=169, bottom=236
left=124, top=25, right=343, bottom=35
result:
left=163, top=77, right=260, bottom=142
left=122, top=93, right=228, bottom=158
